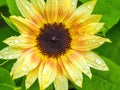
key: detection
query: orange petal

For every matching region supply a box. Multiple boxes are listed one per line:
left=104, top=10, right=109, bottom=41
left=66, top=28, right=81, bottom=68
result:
left=3, top=35, right=36, bottom=49
left=57, top=58, right=71, bottom=80
left=0, top=46, right=22, bottom=59
left=83, top=51, right=109, bottom=71
left=11, top=47, right=41, bottom=79
left=64, top=0, right=97, bottom=27
left=38, top=59, right=57, bottom=90
left=10, top=16, right=40, bottom=36
left=25, top=67, right=39, bottom=89
left=71, top=23, right=104, bottom=35
left=67, top=50, right=92, bottom=78
left=16, top=0, right=46, bottom=25
left=46, top=0, right=59, bottom=24
left=69, top=15, right=102, bottom=31
left=57, top=0, right=73, bottom=23
left=71, top=34, right=111, bottom=51
left=61, top=55, right=83, bottom=87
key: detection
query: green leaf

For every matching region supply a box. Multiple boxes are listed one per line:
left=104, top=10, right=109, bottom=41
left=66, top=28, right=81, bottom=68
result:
left=0, top=60, right=16, bottom=72
left=0, top=0, right=6, bottom=6
left=93, top=0, right=119, bottom=33
left=2, top=15, right=18, bottom=32
left=6, top=0, right=21, bottom=16
left=75, top=56, right=120, bottom=90
left=0, top=67, right=16, bottom=90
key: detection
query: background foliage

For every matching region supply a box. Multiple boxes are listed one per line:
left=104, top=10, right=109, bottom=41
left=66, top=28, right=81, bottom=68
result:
left=0, top=0, right=120, bottom=90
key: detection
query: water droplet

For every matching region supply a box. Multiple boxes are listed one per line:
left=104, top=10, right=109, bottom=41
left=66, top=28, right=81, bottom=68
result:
left=21, top=66, right=28, bottom=72
left=91, top=40, right=96, bottom=43
left=0, top=55, right=3, bottom=58
left=87, top=4, right=92, bottom=9
left=80, top=18, right=85, bottom=22
left=72, top=0, right=76, bottom=6
left=8, top=55, right=13, bottom=59
left=81, top=37, right=86, bottom=40
left=3, top=52, right=8, bottom=55
left=99, top=41, right=104, bottom=44
left=88, top=64, right=92, bottom=67
left=96, top=24, right=102, bottom=30
left=102, top=65, right=109, bottom=70
left=95, top=57, right=102, bottom=65
left=5, top=47, right=9, bottom=51
left=14, top=39, right=19, bottom=44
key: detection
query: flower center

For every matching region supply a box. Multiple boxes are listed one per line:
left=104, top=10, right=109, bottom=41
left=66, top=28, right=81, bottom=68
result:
left=37, top=23, right=72, bottom=58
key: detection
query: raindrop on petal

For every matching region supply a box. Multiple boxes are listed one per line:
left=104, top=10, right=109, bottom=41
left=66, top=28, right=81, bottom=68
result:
left=8, top=55, right=13, bottom=59
left=21, top=66, right=28, bottom=72
left=0, top=55, right=3, bottom=58
left=95, top=57, right=102, bottom=65
left=87, top=4, right=92, bottom=9
left=14, top=39, right=19, bottom=44
left=96, top=24, right=101, bottom=30
left=99, top=41, right=104, bottom=44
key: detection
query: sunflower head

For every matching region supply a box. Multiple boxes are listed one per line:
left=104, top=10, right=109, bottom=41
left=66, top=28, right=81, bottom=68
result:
left=0, top=0, right=111, bottom=90
left=36, top=23, right=72, bottom=58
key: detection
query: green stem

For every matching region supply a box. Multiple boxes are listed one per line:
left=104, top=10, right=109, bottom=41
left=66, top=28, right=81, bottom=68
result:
left=0, top=60, right=9, bottom=66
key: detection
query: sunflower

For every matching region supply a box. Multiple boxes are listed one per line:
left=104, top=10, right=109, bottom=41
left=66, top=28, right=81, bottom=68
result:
left=0, top=0, right=110, bottom=90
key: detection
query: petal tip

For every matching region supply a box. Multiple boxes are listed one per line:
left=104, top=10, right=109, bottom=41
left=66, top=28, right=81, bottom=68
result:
left=88, top=73, right=92, bottom=79
left=106, top=38, right=112, bottom=43
left=102, top=65, right=109, bottom=71
left=25, top=82, right=31, bottom=89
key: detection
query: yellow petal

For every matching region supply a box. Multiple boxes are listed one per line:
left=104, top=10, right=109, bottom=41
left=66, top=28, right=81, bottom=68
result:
left=57, top=0, right=73, bottom=23
left=71, top=34, right=111, bottom=51
left=10, top=16, right=39, bottom=35
left=64, top=0, right=97, bottom=27
left=71, top=23, right=104, bottom=35
left=3, top=35, right=36, bottom=49
left=25, top=67, right=39, bottom=89
left=0, top=46, right=22, bottom=59
left=74, top=0, right=97, bottom=15
left=61, top=0, right=78, bottom=24
left=69, top=15, right=102, bottom=31
left=16, top=0, right=46, bottom=25
left=57, top=58, right=71, bottom=80
left=38, top=59, right=57, bottom=90
left=61, top=55, right=83, bottom=87
left=67, top=50, right=92, bottom=78
left=11, top=47, right=41, bottom=79
left=81, top=15, right=102, bottom=25
left=83, top=51, right=109, bottom=71
left=54, top=73, right=68, bottom=90
left=46, top=0, right=58, bottom=23
left=30, top=0, right=46, bottom=17
left=71, top=0, right=78, bottom=10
